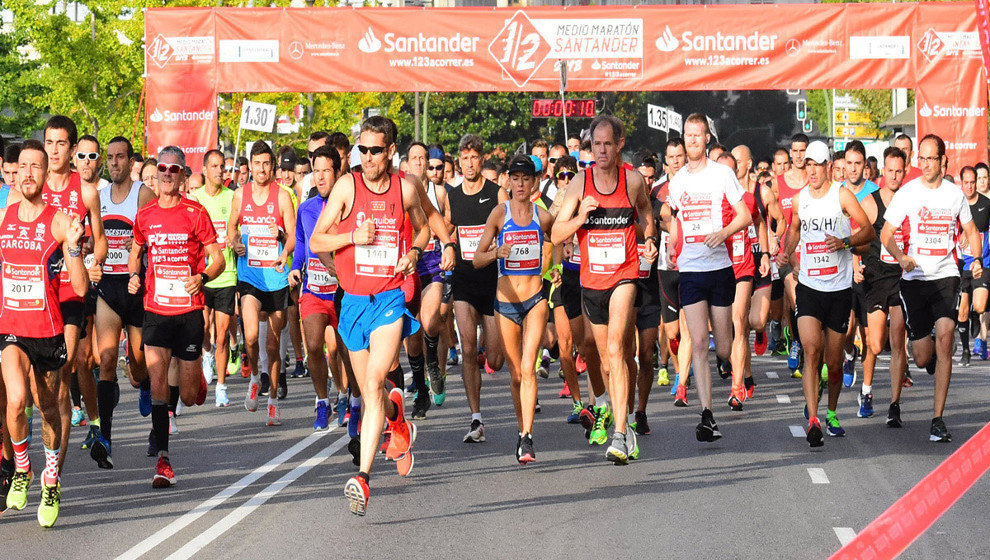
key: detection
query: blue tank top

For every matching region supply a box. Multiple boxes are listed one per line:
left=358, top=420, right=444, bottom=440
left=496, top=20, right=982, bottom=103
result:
left=236, top=182, right=290, bottom=291
left=0, top=185, right=10, bottom=209
left=498, top=201, right=543, bottom=277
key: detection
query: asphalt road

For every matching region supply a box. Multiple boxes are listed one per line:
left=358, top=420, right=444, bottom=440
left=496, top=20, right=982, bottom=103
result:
left=2, top=344, right=988, bottom=560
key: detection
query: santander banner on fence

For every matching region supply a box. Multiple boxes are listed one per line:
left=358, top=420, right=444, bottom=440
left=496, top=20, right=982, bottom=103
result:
left=145, top=3, right=987, bottom=173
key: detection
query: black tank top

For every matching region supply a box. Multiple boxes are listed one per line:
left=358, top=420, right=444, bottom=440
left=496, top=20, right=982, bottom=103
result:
left=448, top=179, right=501, bottom=278
left=864, top=190, right=901, bottom=281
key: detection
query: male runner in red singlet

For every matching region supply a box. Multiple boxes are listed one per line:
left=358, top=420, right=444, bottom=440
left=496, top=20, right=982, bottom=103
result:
left=128, top=146, right=225, bottom=487
left=552, top=115, right=658, bottom=465
left=310, top=116, right=429, bottom=515
left=1, top=139, right=88, bottom=526
left=42, top=116, right=106, bottom=478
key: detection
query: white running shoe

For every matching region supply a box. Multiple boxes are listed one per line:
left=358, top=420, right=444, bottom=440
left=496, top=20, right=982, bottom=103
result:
left=245, top=375, right=260, bottom=412
left=203, top=350, right=216, bottom=384
left=168, top=411, right=178, bottom=434
left=215, top=384, right=229, bottom=407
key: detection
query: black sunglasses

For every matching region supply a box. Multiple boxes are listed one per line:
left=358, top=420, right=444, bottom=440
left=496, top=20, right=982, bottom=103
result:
left=357, top=145, right=386, bottom=156
left=427, top=165, right=444, bottom=171
left=548, top=157, right=558, bottom=164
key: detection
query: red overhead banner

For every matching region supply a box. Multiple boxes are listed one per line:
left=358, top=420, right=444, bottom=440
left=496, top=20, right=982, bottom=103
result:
left=145, top=3, right=988, bottom=173
left=977, top=0, right=990, bottom=87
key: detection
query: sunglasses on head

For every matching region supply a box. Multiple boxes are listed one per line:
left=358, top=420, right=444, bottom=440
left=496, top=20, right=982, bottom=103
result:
left=157, top=163, right=182, bottom=174
left=556, top=170, right=575, bottom=181
left=427, top=165, right=444, bottom=171
left=578, top=160, right=595, bottom=169
left=548, top=157, right=558, bottom=164
left=357, top=145, right=386, bottom=156
left=75, top=152, right=99, bottom=161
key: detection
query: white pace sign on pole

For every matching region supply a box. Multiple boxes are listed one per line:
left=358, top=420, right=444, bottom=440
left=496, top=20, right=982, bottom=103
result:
left=647, top=104, right=669, bottom=132
left=240, top=100, right=277, bottom=133
left=668, top=109, right=683, bottom=133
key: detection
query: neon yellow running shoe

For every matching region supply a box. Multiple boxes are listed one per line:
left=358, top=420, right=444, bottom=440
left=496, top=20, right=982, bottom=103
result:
left=657, top=367, right=670, bottom=387
left=37, top=482, right=60, bottom=528
left=791, top=369, right=802, bottom=379
left=589, top=403, right=612, bottom=445
left=6, top=469, right=32, bottom=511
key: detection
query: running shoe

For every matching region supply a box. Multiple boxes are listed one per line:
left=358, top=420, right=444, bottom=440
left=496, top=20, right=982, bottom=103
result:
left=975, top=338, right=984, bottom=357
left=606, top=432, right=628, bottom=465
left=674, top=385, right=688, bottom=407
left=842, top=355, right=856, bottom=388
left=886, top=402, right=902, bottom=428
left=728, top=385, right=745, bottom=411
left=787, top=340, right=803, bottom=370
left=336, top=397, right=348, bottom=427
left=152, top=456, right=176, bottom=489
left=696, top=408, right=722, bottom=442
left=395, top=445, right=414, bottom=477
left=228, top=344, right=241, bottom=376
left=203, top=350, right=215, bottom=385
left=139, top=386, right=152, bottom=417
left=982, top=339, right=989, bottom=360
left=168, top=411, right=178, bottom=434
left=147, top=430, right=159, bottom=457
left=244, top=375, right=261, bottom=412
left=484, top=359, right=496, bottom=375
left=427, top=359, right=445, bottom=404
left=588, top=404, right=612, bottom=445
left=558, top=383, right=572, bottom=398
left=634, top=410, right=651, bottom=435
left=708, top=334, right=715, bottom=351
left=240, top=354, right=251, bottom=378
left=405, top=380, right=417, bottom=396
left=567, top=401, right=583, bottom=424
left=825, top=410, right=845, bottom=437
left=807, top=417, right=824, bottom=448
left=344, top=476, right=370, bottom=516
left=196, top=373, right=208, bottom=406
left=260, top=372, right=271, bottom=396
left=215, top=384, right=230, bottom=407
left=447, top=347, right=459, bottom=366
left=575, top=354, right=587, bottom=374
left=37, top=481, right=60, bottom=528
left=314, top=401, right=330, bottom=431
left=960, top=350, right=971, bottom=367
left=902, top=371, right=914, bottom=387
left=463, top=419, right=486, bottom=443
left=290, top=361, right=306, bottom=379
left=6, top=469, right=31, bottom=511
left=930, top=417, right=952, bottom=442
left=535, top=399, right=541, bottom=414
left=386, top=390, right=416, bottom=461
left=347, top=437, right=360, bottom=467
left=925, top=359, right=937, bottom=376
left=0, top=461, right=13, bottom=512
left=857, top=392, right=874, bottom=418
left=411, top=391, right=430, bottom=420
left=754, top=330, right=767, bottom=356
left=517, top=434, right=536, bottom=465
left=277, top=372, right=288, bottom=400
left=745, top=378, right=756, bottom=399
left=657, top=367, right=670, bottom=387
left=267, top=401, right=282, bottom=426
left=717, top=356, right=732, bottom=380
left=791, top=369, right=803, bottom=379
left=71, top=407, right=85, bottom=427
left=80, top=424, right=97, bottom=449
left=670, top=373, right=679, bottom=396
left=347, top=402, right=361, bottom=439
left=89, top=428, right=113, bottom=469
left=175, top=401, right=184, bottom=417
left=25, top=406, right=33, bottom=444
left=579, top=405, right=596, bottom=436
left=537, top=356, right=550, bottom=379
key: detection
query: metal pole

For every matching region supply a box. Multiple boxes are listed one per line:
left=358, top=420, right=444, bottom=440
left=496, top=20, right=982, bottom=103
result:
left=414, top=92, right=420, bottom=141
left=424, top=92, right=430, bottom=144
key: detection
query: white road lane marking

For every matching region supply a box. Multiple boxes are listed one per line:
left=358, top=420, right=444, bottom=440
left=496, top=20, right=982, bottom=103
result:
left=165, top=433, right=350, bottom=560
left=833, top=527, right=856, bottom=546
left=766, top=371, right=779, bottom=379
left=115, top=428, right=334, bottom=560
left=776, top=394, right=791, bottom=404
left=789, top=425, right=805, bottom=437
left=807, top=467, right=829, bottom=484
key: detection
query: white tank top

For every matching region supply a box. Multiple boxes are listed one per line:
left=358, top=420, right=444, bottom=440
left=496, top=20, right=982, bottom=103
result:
left=797, top=182, right=853, bottom=292
left=99, top=181, right=143, bottom=276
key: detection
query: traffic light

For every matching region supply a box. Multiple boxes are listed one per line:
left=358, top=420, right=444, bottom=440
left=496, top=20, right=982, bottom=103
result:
left=796, top=99, right=807, bottom=121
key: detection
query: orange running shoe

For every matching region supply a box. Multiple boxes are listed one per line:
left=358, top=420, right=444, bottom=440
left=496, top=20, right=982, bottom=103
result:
left=344, top=475, right=370, bottom=515
left=674, top=384, right=688, bottom=407
left=728, top=385, right=745, bottom=411
left=152, top=456, right=175, bottom=489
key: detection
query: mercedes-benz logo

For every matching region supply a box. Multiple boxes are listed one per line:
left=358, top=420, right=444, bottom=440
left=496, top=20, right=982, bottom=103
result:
left=786, top=39, right=800, bottom=57
left=289, top=41, right=304, bottom=60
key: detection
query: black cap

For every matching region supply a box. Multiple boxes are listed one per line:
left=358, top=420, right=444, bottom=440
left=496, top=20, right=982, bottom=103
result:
left=279, top=151, right=299, bottom=171
left=506, top=155, right=537, bottom=177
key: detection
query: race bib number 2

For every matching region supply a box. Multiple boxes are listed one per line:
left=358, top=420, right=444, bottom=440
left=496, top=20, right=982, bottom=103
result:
left=153, top=265, right=191, bottom=307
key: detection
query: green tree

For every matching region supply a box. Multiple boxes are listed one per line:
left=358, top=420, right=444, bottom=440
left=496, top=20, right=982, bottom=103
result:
left=0, top=3, right=47, bottom=139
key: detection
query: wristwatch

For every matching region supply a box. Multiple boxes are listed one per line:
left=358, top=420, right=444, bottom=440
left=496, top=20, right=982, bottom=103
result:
left=200, top=272, right=210, bottom=284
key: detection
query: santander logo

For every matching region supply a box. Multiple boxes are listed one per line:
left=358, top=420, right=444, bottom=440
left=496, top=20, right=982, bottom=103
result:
left=358, top=28, right=382, bottom=53
left=150, top=108, right=164, bottom=123
left=656, top=26, right=679, bottom=52
left=919, top=103, right=933, bottom=118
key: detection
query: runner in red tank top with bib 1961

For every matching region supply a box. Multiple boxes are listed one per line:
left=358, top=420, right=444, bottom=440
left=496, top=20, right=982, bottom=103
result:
left=310, top=116, right=431, bottom=516
left=128, top=146, right=225, bottom=490
left=552, top=115, right=658, bottom=465
left=0, top=139, right=88, bottom=527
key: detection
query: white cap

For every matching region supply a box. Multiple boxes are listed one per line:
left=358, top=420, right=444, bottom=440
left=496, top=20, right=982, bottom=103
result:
left=349, top=144, right=361, bottom=169
left=805, top=140, right=830, bottom=164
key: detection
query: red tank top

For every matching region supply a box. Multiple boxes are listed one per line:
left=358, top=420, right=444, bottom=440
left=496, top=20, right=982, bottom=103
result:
left=336, top=173, right=406, bottom=296
left=729, top=191, right=757, bottom=278
left=576, top=168, right=639, bottom=290
left=0, top=203, right=64, bottom=338
left=43, top=172, right=88, bottom=303
left=776, top=174, right=804, bottom=231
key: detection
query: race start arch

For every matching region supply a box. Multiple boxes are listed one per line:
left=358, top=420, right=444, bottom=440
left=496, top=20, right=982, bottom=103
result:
left=144, top=2, right=988, bottom=173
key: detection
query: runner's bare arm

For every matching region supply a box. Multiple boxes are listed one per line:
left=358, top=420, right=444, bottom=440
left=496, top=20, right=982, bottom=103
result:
left=707, top=198, right=752, bottom=249
left=550, top=171, right=593, bottom=245
left=127, top=227, right=145, bottom=295
left=497, top=184, right=510, bottom=204
left=629, top=171, right=658, bottom=261
left=53, top=212, right=88, bottom=297
left=538, top=206, right=554, bottom=275
left=399, top=179, right=429, bottom=275
left=826, top=189, right=873, bottom=252
left=228, top=189, right=244, bottom=254
left=879, top=222, right=913, bottom=272
left=83, top=183, right=107, bottom=267
left=187, top=242, right=225, bottom=296
left=310, top=174, right=357, bottom=254
left=762, top=186, right=787, bottom=242
left=275, top=188, right=296, bottom=272
left=138, top=184, right=158, bottom=208
left=777, top=192, right=803, bottom=266
left=961, top=219, right=984, bottom=279
left=472, top=205, right=506, bottom=269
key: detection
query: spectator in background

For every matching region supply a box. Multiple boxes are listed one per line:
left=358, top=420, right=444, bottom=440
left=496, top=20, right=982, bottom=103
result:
left=2, top=143, right=20, bottom=187
left=237, top=156, right=249, bottom=188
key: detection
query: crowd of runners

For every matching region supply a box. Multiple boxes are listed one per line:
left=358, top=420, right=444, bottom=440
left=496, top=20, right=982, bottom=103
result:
left=0, top=110, right=987, bottom=521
